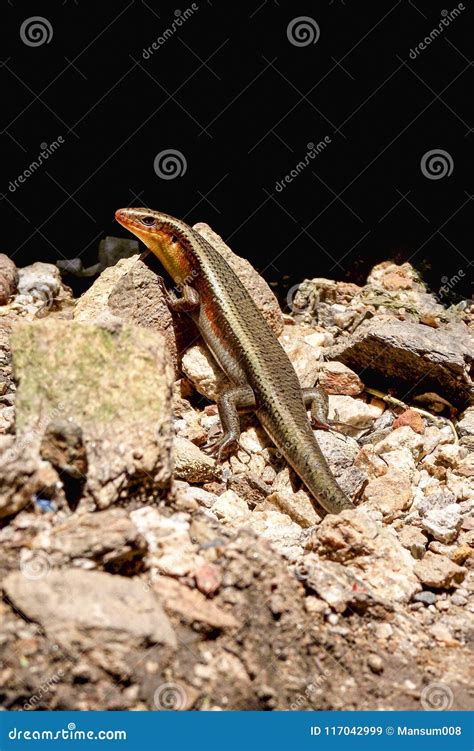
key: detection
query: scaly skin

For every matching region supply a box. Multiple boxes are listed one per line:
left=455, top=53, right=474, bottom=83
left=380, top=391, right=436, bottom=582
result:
left=115, top=207, right=354, bottom=514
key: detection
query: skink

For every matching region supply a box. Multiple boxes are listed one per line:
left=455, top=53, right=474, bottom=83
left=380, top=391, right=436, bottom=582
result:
left=115, top=208, right=354, bottom=514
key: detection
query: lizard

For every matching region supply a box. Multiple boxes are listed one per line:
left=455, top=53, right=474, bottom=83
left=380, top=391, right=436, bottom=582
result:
left=115, top=207, right=354, bottom=514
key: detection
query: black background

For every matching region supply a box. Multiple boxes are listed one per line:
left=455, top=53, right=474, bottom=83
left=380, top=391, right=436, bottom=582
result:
left=1, top=0, right=472, bottom=300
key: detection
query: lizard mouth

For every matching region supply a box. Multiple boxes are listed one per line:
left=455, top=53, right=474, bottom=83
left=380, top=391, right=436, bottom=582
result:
left=115, top=208, right=134, bottom=229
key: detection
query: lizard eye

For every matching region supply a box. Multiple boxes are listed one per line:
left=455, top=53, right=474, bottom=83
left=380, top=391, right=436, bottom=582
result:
left=141, top=215, right=155, bottom=226
left=171, top=235, right=177, bottom=244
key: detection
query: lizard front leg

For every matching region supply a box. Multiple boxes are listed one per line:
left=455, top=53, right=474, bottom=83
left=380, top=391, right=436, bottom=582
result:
left=163, top=281, right=200, bottom=313
left=208, top=385, right=257, bottom=462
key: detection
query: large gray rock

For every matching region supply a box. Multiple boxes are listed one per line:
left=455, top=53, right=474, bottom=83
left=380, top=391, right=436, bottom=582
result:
left=330, top=316, right=474, bottom=407
left=3, top=569, right=177, bottom=650
left=11, top=319, right=174, bottom=509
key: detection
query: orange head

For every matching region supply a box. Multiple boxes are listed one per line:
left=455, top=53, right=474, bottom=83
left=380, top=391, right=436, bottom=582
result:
left=115, top=207, right=194, bottom=283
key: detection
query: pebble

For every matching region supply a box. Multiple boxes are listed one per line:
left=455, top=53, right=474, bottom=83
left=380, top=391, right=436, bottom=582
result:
left=414, top=552, right=465, bottom=589
left=367, top=654, right=384, bottom=674
left=374, top=623, right=393, bottom=639
left=451, top=594, right=467, bottom=607
left=413, top=591, right=437, bottom=606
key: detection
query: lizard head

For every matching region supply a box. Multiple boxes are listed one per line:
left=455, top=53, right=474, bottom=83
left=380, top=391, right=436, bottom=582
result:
left=115, top=207, right=194, bottom=281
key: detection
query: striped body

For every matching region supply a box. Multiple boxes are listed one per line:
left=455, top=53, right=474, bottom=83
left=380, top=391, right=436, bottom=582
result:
left=115, top=209, right=353, bottom=514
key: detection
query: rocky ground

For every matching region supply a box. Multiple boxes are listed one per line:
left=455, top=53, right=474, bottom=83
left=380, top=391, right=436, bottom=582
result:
left=0, top=230, right=473, bottom=712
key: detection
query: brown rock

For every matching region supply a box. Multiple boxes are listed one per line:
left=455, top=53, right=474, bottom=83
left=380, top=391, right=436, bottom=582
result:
left=154, top=576, right=238, bottom=630
left=0, top=254, right=18, bottom=305
left=173, top=435, right=217, bottom=483
left=317, top=361, right=364, bottom=396
left=31, top=508, right=147, bottom=572
left=194, top=564, right=222, bottom=597
left=393, top=409, right=425, bottom=434
left=362, top=469, right=413, bottom=521
left=397, top=526, right=428, bottom=559
left=414, top=552, right=466, bottom=589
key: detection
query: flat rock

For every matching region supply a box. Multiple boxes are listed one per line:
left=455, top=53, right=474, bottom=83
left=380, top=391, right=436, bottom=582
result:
left=300, top=554, right=378, bottom=613
left=362, top=469, right=413, bottom=521
left=193, top=222, right=283, bottom=336
left=393, top=409, right=425, bottom=434
left=328, top=395, right=382, bottom=431
left=278, top=335, right=321, bottom=388
left=414, top=552, right=466, bottom=589
left=173, top=435, right=216, bottom=483
left=211, top=490, right=250, bottom=525
left=317, top=361, right=364, bottom=396
left=329, top=316, right=474, bottom=407
left=31, top=508, right=147, bottom=571
left=421, top=504, right=462, bottom=544
left=397, top=526, right=428, bottom=559
left=249, top=503, right=304, bottom=561
left=2, top=569, right=176, bottom=649
left=154, top=576, right=237, bottom=630
left=314, top=510, right=420, bottom=603
left=12, top=319, right=174, bottom=509
left=131, top=507, right=204, bottom=577
left=265, top=489, right=321, bottom=528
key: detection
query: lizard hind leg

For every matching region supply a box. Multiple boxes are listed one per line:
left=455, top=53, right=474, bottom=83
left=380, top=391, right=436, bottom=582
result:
left=302, top=385, right=331, bottom=430
left=206, top=385, right=257, bottom=463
